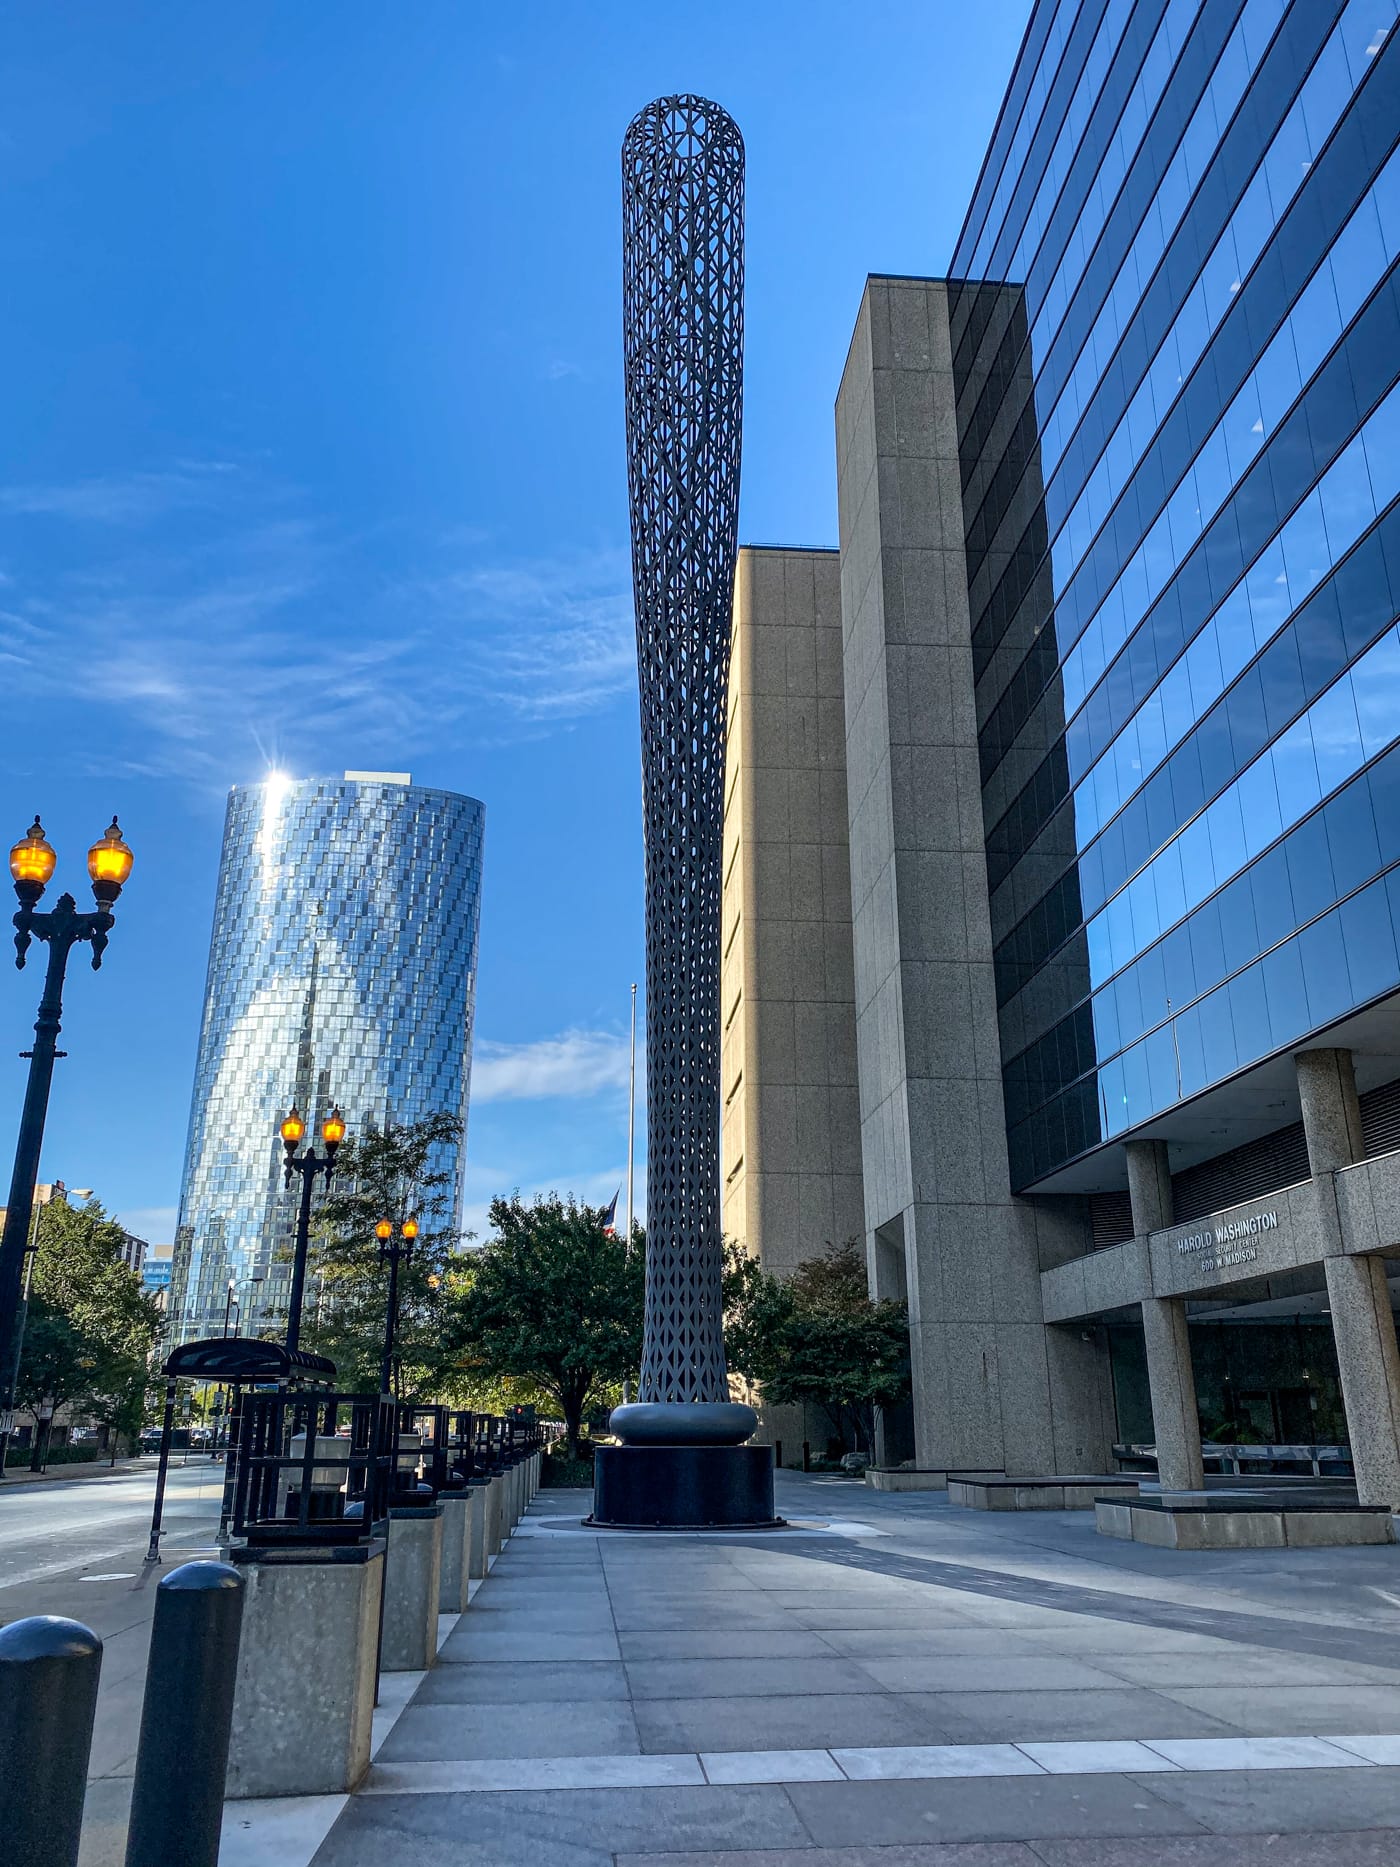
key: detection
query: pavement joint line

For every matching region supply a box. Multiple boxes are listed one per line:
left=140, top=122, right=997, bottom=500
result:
left=354, top=1732, right=1400, bottom=1793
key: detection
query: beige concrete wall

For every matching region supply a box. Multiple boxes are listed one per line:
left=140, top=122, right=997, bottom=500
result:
left=720, top=546, right=865, bottom=1284
left=834, top=275, right=1113, bottom=1476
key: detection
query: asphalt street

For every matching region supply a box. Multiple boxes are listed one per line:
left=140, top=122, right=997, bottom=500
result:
left=0, top=1457, right=225, bottom=1592
left=0, top=1457, right=229, bottom=1866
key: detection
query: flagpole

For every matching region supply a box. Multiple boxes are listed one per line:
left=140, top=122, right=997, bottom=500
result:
left=625, top=982, right=637, bottom=1251
left=622, top=982, right=638, bottom=1409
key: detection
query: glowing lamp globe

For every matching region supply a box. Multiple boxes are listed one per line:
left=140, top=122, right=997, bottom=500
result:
left=87, top=818, right=134, bottom=894
left=375, top=1220, right=393, bottom=1243
left=321, top=1108, right=346, bottom=1147
left=401, top=1219, right=419, bottom=1242
left=280, top=1108, right=306, bottom=1146
left=10, top=819, right=56, bottom=891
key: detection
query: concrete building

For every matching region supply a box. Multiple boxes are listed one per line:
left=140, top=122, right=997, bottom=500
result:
left=721, top=547, right=865, bottom=1279
left=725, top=0, right=1400, bottom=1500
left=170, top=771, right=484, bottom=1344
left=720, top=548, right=867, bottom=1457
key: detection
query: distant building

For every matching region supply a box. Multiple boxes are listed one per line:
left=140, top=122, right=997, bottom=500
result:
left=140, top=1243, right=173, bottom=1303
left=0, top=1181, right=93, bottom=1241
left=169, top=772, right=485, bottom=1343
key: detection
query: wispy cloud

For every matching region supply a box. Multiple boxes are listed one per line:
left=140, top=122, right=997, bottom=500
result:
left=0, top=464, right=243, bottom=525
left=0, top=461, right=636, bottom=782
left=459, top=1166, right=634, bottom=1245
left=410, top=552, right=635, bottom=727
left=472, top=1029, right=632, bottom=1103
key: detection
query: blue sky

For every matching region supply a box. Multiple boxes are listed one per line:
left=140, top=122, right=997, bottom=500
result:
left=0, top=2, right=1029, bottom=1246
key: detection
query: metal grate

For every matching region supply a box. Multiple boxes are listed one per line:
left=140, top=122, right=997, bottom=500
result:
left=1089, top=1189, right=1134, bottom=1249
left=1360, top=1074, right=1400, bottom=1158
left=623, top=95, right=745, bottom=1405
left=1171, top=1122, right=1311, bottom=1225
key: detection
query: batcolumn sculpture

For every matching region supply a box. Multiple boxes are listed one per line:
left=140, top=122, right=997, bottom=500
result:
left=592, top=95, right=777, bottom=1528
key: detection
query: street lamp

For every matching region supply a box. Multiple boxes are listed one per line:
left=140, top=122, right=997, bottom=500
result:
left=0, top=817, right=134, bottom=1475
left=376, top=1216, right=417, bottom=1397
left=279, top=1104, right=344, bottom=1355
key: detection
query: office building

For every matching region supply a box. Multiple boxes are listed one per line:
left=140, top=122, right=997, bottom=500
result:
left=725, top=0, right=1400, bottom=1498
left=169, top=772, right=484, bottom=1343
left=141, top=1243, right=173, bottom=1303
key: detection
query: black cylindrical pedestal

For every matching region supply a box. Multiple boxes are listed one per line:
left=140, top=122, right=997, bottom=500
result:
left=590, top=1444, right=780, bottom=1529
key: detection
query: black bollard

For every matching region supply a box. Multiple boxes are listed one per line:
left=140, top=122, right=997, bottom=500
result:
left=802, top=1440, right=811, bottom=1473
left=0, top=1615, right=103, bottom=1867
left=123, top=1561, right=245, bottom=1867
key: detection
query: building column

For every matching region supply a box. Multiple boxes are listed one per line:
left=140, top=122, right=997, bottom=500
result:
left=1126, top=1139, right=1204, bottom=1492
left=1297, top=1048, right=1400, bottom=1507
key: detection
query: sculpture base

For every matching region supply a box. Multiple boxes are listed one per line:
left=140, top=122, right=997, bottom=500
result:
left=588, top=1445, right=782, bottom=1530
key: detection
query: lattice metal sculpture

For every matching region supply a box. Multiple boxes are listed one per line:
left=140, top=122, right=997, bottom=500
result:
left=623, top=95, right=744, bottom=1407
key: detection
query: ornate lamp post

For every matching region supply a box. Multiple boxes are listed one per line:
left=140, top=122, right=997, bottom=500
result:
left=279, top=1104, right=344, bottom=1354
left=375, top=1216, right=417, bottom=1397
left=0, top=817, right=134, bottom=1475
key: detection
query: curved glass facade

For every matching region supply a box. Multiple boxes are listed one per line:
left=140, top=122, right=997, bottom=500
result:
left=169, top=775, right=484, bottom=1342
left=950, top=0, right=1400, bottom=1187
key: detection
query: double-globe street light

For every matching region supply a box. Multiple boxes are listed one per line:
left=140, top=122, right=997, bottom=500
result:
left=374, top=1215, right=417, bottom=1397
left=0, top=817, right=134, bottom=1474
left=278, top=1103, right=345, bottom=1354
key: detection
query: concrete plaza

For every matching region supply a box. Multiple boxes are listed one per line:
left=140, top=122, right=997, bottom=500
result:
left=228, top=1468, right=1400, bottom=1866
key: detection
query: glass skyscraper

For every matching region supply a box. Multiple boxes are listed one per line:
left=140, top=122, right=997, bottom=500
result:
left=954, top=0, right=1400, bottom=1191
left=169, top=773, right=484, bottom=1344
left=732, top=0, right=1400, bottom=1488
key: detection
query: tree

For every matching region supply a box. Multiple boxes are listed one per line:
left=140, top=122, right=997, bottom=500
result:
left=448, top=1195, right=644, bottom=1456
left=302, top=1112, right=464, bottom=1397
left=724, top=1238, right=910, bottom=1459
left=15, top=1197, right=162, bottom=1459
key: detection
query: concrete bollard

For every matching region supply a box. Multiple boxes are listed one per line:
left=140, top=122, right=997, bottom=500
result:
left=225, top=1541, right=384, bottom=1797
left=381, top=1503, right=444, bottom=1671
left=0, top=1615, right=102, bottom=1867
left=438, top=1489, right=476, bottom=1613
left=125, top=1562, right=244, bottom=1867
left=468, top=1484, right=489, bottom=1579
left=485, top=1473, right=504, bottom=1561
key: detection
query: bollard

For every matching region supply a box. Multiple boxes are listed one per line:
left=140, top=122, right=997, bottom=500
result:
left=124, top=1561, right=245, bottom=1867
left=802, top=1441, right=811, bottom=1472
left=775, top=1439, right=783, bottom=1471
left=0, top=1615, right=103, bottom=1867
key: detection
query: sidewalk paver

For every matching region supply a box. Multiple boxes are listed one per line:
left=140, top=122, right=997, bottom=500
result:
left=222, top=1470, right=1400, bottom=1864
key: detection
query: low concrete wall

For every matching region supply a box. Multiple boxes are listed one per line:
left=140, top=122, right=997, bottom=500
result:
left=382, top=1505, right=443, bottom=1671
left=866, top=1468, right=1005, bottom=1492
left=226, top=1541, right=383, bottom=1797
left=438, top=1490, right=475, bottom=1613
left=949, top=1476, right=1138, bottom=1512
left=1096, top=1498, right=1394, bottom=1548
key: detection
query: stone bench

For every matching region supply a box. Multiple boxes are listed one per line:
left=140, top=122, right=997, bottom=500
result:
left=866, top=1468, right=1004, bottom=1492
left=1096, top=1495, right=1394, bottom=1548
left=948, top=1475, right=1140, bottom=1511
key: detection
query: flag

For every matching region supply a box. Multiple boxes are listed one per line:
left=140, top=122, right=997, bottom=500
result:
left=600, top=1188, right=620, bottom=1235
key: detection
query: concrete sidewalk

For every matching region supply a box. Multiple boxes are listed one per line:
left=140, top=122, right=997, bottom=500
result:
left=223, top=1468, right=1400, bottom=1865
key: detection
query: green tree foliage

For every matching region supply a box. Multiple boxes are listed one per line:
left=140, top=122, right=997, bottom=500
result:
left=16, top=1197, right=162, bottom=1453
left=724, top=1238, right=910, bottom=1458
left=302, top=1112, right=463, bottom=1397
left=448, top=1195, right=645, bottom=1455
